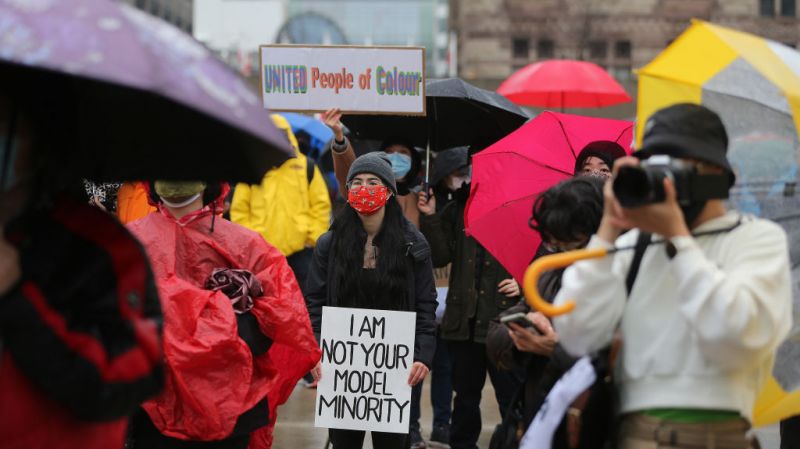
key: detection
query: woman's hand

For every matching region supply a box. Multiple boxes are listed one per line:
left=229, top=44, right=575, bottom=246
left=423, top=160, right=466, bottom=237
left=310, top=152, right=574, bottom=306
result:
left=407, top=361, right=429, bottom=386
left=497, top=278, right=520, bottom=297
left=508, top=312, right=558, bottom=356
left=311, top=361, right=322, bottom=382
left=321, top=108, right=345, bottom=142
left=417, top=190, right=436, bottom=216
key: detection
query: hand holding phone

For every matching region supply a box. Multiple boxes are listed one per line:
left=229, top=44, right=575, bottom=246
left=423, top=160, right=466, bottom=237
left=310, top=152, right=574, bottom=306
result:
left=500, top=312, right=541, bottom=335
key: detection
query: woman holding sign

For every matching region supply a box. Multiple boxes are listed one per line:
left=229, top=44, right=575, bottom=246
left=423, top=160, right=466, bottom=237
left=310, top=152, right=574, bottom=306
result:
left=305, top=153, right=437, bottom=449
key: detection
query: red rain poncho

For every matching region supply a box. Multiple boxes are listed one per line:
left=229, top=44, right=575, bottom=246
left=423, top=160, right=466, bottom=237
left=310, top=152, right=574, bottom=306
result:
left=127, top=185, right=320, bottom=447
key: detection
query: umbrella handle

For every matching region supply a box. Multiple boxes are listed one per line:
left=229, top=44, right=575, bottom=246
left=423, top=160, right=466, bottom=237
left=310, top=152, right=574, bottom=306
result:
left=522, top=247, right=609, bottom=317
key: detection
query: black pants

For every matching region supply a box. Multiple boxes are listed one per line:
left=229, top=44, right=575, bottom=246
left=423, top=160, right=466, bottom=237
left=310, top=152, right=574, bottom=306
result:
left=129, top=410, right=251, bottom=449
left=448, top=340, right=521, bottom=449
left=328, top=429, right=408, bottom=449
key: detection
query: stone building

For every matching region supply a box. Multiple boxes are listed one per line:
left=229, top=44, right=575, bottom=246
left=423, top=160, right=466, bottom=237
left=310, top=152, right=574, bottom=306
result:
left=450, top=0, right=800, bottom=115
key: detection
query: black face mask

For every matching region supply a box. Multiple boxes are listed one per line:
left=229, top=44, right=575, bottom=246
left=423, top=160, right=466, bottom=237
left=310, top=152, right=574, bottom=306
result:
left=681, top=201, right=707, bottom=229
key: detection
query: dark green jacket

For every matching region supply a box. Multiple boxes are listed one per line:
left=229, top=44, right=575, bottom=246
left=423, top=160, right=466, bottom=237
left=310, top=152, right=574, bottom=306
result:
left=420, top=191, right=518, bottom=343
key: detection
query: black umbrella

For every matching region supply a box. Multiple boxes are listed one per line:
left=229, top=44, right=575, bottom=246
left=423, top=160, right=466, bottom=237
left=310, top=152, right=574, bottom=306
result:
left=341, top=78, right=529, bottom=192
left=341, top=78, right=530, bottom=152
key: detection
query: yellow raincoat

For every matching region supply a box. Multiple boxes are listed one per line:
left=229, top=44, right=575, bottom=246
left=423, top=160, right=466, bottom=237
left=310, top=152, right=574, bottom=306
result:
left=231, top=115, right=331, bottom=257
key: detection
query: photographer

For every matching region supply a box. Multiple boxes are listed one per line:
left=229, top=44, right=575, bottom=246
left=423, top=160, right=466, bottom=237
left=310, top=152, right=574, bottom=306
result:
left=552, top=104, right=792, bottom=448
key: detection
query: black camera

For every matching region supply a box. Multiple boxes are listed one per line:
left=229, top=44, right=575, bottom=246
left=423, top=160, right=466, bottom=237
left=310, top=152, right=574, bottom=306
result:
left=613, top=155, right=698, bottom=208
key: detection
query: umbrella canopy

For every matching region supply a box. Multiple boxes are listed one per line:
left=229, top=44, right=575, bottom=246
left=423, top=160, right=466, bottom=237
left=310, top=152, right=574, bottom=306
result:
left=281, top=112, right=334, bottom=155
left=341, top=78, right=529, bottom=151
left=637, top=19, right=800, bottom=427
left=498, top=60, right=632, bottom=109
left=465, top=112, right=633, bottom=282
left=0, top=0, right=291, bottom=183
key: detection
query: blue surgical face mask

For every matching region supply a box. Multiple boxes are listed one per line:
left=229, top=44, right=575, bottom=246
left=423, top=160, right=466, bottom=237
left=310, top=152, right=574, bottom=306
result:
left=385, top=152, right=412, bottom=179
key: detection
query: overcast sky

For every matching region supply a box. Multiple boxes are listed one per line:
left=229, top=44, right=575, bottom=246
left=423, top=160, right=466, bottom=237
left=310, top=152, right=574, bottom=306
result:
left=194, top=0, right=286, bottom=53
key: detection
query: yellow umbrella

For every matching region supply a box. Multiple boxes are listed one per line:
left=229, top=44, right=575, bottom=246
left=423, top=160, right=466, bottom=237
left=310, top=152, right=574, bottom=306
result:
left=633, top=19, right=800, bottom=427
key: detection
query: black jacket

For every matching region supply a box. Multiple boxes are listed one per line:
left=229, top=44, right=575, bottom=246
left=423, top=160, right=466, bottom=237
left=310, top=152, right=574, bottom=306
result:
left=305, top=218, right=438, bottom=367
left=420, top=187, right=518, bottom=343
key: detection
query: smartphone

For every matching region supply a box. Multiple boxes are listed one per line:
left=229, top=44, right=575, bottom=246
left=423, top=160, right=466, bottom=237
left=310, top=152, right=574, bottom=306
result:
left=500, top=312, right=541, bottom=335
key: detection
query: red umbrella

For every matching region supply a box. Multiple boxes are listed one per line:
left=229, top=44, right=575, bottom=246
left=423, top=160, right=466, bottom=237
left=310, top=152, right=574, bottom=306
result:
left=497, top=60, right=633, bottom=109
left=464, top=111, right=633, bottom=281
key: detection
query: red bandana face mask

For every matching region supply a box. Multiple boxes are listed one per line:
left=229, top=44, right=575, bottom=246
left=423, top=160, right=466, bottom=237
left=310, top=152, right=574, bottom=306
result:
left=348, top=185, right=389, bottom=215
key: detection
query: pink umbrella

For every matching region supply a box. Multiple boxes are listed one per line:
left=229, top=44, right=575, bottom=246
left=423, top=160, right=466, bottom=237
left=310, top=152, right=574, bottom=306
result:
left=464, top=111, right=633, bottom=281
left=497, top=60, right=632, bottom=109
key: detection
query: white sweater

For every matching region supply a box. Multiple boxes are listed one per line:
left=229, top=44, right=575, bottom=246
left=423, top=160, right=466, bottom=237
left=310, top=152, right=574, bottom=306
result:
left=553, top=211, right=792, bottom=421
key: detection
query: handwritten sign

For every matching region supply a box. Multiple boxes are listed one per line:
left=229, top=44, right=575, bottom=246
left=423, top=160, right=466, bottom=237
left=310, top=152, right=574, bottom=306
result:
left=314, top=306, right=416, bottom=433
left=259, top=45, right=426, bottom=115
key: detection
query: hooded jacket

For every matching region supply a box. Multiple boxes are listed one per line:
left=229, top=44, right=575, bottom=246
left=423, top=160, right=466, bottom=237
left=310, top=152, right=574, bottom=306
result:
left=231, top=115, right=332, bottom=257
left=127, top=184, right=321, bottom=446
left=0, top=198, right=163, bottom=449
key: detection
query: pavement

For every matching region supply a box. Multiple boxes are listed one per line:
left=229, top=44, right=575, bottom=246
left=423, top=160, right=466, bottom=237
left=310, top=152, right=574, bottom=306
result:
left=272, top=379, right=782, bottom=449
left=273, top=377, right=501, bottom=449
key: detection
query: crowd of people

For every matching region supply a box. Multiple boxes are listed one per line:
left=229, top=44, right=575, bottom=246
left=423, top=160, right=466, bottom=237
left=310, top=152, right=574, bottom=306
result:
left=1, top=81, right=798, bottom=449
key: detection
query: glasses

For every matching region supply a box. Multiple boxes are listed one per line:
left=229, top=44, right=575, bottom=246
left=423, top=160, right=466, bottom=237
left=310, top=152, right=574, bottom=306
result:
left=348, top=178, right=385, bottom=190
left=542, top=239, right=588, bottom=253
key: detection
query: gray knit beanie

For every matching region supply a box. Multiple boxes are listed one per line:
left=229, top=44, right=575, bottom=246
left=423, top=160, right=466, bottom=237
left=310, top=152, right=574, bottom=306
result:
left=346, top=152, right=397, bottom=194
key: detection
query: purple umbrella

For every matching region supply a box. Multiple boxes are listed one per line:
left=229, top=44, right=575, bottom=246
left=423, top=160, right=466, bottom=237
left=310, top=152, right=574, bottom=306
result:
left=0, top=0, right=291, bottom=183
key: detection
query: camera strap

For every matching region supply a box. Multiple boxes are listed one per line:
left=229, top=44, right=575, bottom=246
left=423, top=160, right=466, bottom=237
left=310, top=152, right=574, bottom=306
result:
left=625, top=232, right=652, bottom=296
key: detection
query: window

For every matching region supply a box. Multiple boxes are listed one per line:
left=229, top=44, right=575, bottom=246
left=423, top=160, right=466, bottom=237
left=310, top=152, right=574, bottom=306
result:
left=761, top=0, right=775, bottom=16
left=588, top=41, right=607, bottom=59
left=782, top=0, right=795, bottom=16
left=537, top=39, right=554, bottom=59
left=150, top=1, right=160, bottom=15
left=512, top=38, right=529, bottom=59
left=615, top=40, right=631, bottom=59
left=135, top=0, right=146, bottom=9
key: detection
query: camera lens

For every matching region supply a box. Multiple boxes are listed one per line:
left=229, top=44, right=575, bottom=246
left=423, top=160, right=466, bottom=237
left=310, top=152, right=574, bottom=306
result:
left=613, top=166, right=653, bottom=208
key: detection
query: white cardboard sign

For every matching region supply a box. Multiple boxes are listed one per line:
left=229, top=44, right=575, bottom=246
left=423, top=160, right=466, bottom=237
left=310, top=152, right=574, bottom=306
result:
left=314, top=306, right=416, bottom=434
left=259, top=45, right=426, bottom=115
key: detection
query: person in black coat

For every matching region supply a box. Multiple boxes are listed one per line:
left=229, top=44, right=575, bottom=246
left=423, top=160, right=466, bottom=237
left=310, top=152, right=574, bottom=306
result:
left=486, top=176, right=605, bottom=427
left=305, top=153, right=437, bottom=449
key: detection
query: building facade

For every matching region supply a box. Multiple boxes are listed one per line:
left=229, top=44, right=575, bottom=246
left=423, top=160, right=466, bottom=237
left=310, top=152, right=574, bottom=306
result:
left=283, top=0, right=452, bottom=77
left=122, top=0, right=194, bottom=33
left=451, top=0, right=800, bottom=94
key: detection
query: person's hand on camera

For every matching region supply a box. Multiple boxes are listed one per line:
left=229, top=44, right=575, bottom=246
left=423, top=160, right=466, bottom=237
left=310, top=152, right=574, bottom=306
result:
left=321, top=108, right=345, bottom=142
left=508, top=312, right=557, bottom=356
left=600, top=157, right=691, bottom=241
left=417, top=189, right=436, bottom=216
left=618, top=176, right=691, bottom=238
left=497, top=278, right=520, bottom=297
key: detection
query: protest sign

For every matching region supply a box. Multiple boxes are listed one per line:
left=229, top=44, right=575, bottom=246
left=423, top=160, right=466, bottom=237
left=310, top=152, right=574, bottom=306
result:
left=314, top=306, right=416, bottom=434
left=259, top=45, right=425, bottom=115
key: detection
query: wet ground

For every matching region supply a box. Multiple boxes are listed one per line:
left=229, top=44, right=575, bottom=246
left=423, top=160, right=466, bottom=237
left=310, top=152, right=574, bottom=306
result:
left=272, top=378, right=781, bottom=449
left=273, top=377, right=501, bottom=449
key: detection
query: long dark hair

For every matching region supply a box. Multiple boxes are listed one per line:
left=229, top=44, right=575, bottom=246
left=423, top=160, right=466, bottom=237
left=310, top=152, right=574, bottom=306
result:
left=331, top=196, right=410, bottom=310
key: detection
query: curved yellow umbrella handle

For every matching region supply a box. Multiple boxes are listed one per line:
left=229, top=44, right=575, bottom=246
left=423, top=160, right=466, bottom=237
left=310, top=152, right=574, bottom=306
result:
left=522, top=247, right=609, bottom=317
